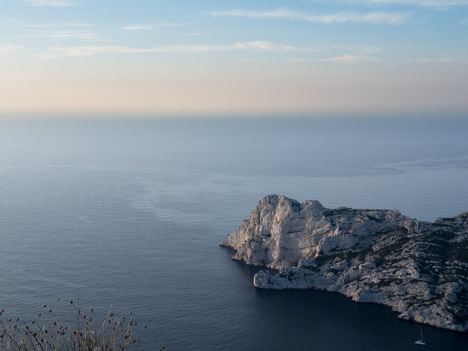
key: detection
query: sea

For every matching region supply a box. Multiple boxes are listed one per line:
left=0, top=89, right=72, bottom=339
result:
left=0, top=116, right=467, bottom=350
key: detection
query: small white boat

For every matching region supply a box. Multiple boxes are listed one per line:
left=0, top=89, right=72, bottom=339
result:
left=415, top=330, right=426, bottom=346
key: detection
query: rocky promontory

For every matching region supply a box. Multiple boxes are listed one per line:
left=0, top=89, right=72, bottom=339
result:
left=221, top=194, right=468, bottom=332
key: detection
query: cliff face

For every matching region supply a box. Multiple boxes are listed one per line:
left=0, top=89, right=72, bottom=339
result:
left=221, top=194, right=468, bottom=332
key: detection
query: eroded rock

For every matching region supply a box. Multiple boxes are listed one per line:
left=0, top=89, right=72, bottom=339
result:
left=221, top=194, right=468, bottom=332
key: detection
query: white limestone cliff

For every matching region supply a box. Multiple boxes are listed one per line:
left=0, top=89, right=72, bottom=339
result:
left=221, top=194, right=468, bottom=332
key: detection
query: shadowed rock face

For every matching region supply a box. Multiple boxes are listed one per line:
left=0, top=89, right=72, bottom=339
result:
left=221, top=194, right=468, bottom=332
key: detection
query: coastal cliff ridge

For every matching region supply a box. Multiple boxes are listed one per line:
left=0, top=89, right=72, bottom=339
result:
left=221, top=194, right=468, bottom=332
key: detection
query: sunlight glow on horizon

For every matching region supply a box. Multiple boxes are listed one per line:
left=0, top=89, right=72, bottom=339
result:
left=1, top=0, right=467, bottom=116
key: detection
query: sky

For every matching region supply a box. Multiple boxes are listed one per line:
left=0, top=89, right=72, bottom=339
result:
left=0, top=0, right=467, bottom=116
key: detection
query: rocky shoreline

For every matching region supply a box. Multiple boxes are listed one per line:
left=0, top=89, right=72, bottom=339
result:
left=221, top=194, right=468, bottom=332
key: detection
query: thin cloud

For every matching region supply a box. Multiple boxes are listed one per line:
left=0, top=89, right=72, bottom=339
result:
left=24, top=0, right=80, bottom=7
left=375, top=0, right=468, bottom=5
left=36, top=31, right=101, bottom=40
left=36, top=41, right=299, bottom=59
left=322, top=54, right=380, bottom=63
left=310, top=0, right=468, bottom=7
left=239, top=41, right=297, bottom=51
left=211, top=9, right=409, bottom=25
left=288, top=58, right=317, bottom=62
left=229, top=59, right=262, bottom=63
left=121, top=25, right=154, bottom=31
left=12, top=22, right=103, bottom=41
left=407, top=57, right=459, bottom=62
left=0, top=45, right=23, bottom=57
left=359, top=45, right=384, bottom=54
left=27, top=22, right=94, bottom=28
left=121, top=24, right=185, bottom=31
left=332, top=44, right=384, bottom=53
left=288, top=43, right=383, bottom=62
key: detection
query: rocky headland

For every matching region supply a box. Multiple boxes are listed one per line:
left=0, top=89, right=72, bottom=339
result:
left=221, top=194, right=468, bottom=332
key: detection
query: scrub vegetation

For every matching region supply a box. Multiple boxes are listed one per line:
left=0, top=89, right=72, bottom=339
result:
left=0, top=300, right=164, bottom=351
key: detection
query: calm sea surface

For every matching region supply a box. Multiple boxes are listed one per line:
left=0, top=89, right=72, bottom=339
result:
left=0, top=117, right=468, bottom=350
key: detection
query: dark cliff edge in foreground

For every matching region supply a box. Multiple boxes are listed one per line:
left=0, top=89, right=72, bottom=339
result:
left=221, top=194, right=468, bottom=332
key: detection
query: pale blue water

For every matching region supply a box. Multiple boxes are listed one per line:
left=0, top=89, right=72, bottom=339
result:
left=0, top=117, right=467, bottom=350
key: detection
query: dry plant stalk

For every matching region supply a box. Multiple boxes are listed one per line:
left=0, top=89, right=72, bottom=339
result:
left=0, top=300, right=164, bottom=351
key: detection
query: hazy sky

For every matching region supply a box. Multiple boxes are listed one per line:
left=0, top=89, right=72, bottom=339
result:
left=1, top=0, right=467, bottom=116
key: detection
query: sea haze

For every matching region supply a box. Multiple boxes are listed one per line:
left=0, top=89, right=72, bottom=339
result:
left=0, top=116, right=467, bottom=350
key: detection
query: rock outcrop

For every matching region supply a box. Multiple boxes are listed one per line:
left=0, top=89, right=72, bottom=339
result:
left=221, top=194, right=468, bottom=332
